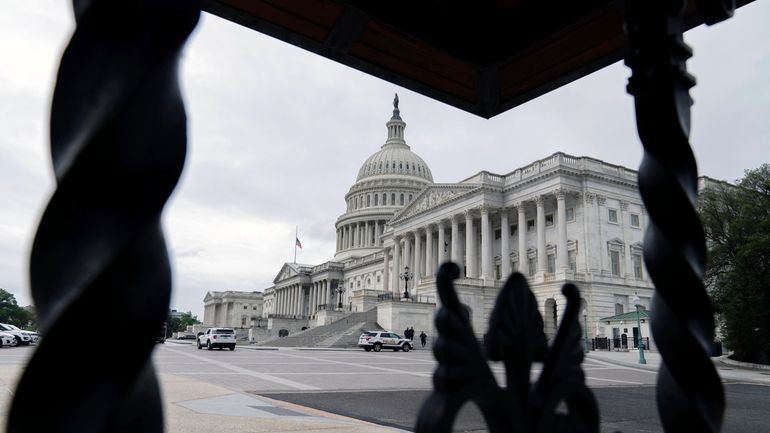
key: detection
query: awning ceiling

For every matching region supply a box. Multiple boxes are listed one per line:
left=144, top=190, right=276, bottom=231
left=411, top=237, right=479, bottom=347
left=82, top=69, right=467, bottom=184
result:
left=202, top=0, right=754, bottom=118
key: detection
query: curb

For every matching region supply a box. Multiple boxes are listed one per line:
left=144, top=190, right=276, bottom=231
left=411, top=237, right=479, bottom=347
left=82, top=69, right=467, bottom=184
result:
left=585, top=353, right=659, bottom=372
left=717, top=355, right=770, bottom=371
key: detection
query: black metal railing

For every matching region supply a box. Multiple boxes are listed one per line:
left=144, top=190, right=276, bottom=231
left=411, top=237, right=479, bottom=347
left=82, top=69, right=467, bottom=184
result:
left=377, top=293, right=436, bottom=304
left=590, top=337, right=651, bottom=352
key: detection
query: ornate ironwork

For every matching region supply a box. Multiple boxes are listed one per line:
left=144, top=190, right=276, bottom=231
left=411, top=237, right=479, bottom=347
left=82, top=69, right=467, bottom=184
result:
left=7, top=1, right=200, bottom=432
left=624, top=1, right=733, bottom=432
left=416, top=263, right=598, bottom=433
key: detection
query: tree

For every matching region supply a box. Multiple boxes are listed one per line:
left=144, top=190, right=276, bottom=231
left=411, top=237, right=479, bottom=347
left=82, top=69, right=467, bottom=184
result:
left=169, top=311, right=201, bottom=334
left=0, top=289, right=35, bottom=329
left=699, top=164, right=770, bottom=364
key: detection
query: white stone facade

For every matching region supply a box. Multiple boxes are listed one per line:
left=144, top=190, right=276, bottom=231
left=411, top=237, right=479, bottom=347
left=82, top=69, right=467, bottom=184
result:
left=264, top=97, right=657, bottom=341
left=202, top=291, right=265, bottom=328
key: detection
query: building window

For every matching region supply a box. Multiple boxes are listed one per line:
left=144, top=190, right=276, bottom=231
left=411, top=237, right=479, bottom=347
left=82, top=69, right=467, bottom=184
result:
left=349, top=282, right=353, bottom=289
left=568, top=250, right=577, bottom=271
left=566, top=207, right=575, bottom=222
left=400, top=194, right=404, bottom=205
left=547, top=254, right=556, bottom=274
left=512, top=260, right=518, bottom=271
left=630, top=213, right=641, bottom=228
left=494, top=229, right=501, bottom=240
left=374, top=194, right=378, bottom=206
left=528, top=257, right=536, bottom=276
left=527, top=219, right=535, bottom=232
left=615, top=303, right=624, bottom=315
left=545, top=214, right=554, bottom=227
left=633, top=253, right=643, bottom=279
left=354, top=197, right=358, bottom=209
left=495, top=264, right=501, bottom=280
left=243, top=305, right=247, bottom=310
left=253, top=306, right=257, bottom=310
left=367, top=195, right=371, bottom=207
left=510, top=224, right=518, bottom=235
left=608, top=208, right=618, bottom=223
left=383, top=193, right=387, bottom=205
left=610, top=251, right=621, bottom=276
left=408, top=194, right=413, bottom=202
left=391, top=193, right=396, bottom=204
left=377, top=275, right=381, bottom=283
left=357, top=280, right=361, bottom=288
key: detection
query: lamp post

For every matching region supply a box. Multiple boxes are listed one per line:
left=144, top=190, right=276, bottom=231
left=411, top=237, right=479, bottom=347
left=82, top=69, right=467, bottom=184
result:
left=632, top=293, right=647, bottom=364
left=583, top=308, right=589, bottom=354
left=399, top=266, right=413, bottom=300
left=336, top=283, right=345, bottom=309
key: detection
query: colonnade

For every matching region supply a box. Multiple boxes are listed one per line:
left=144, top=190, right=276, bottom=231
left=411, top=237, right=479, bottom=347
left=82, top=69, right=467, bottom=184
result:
left=385, top=191, right=572, bottom=292
left=273, top=280, right=333, bottom=316
left=336, top=219, right=387, bottom=252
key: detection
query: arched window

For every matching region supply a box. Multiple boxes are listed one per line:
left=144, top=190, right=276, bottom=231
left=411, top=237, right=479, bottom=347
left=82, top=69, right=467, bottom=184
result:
left=400, top=194, right=404, bottom=205
left=354, top=197, right=358, bottom=209
left=386, top=161, right=389, bottom=169
left=409, top=194, right=413, bottom=202
left=399, top=162, right=403, bottom=170
left=391, top=193, right=396, bottom=204
left=374, top=194, right=379, bottom=206
left=366, top=195, right=371, bottom=207
left=383, top=193, right=387, bottom=205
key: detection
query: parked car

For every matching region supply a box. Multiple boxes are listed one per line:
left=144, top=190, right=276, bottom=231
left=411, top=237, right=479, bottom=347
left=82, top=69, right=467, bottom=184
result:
left=358, top=331, right=412, bottom=352
left=177, top=333, right=197, bottom=340
left=0, top=323, right=38, bottom=346
left=0, top=332, right=16, bottom=348
left=197, top=328, right=236, bottom=350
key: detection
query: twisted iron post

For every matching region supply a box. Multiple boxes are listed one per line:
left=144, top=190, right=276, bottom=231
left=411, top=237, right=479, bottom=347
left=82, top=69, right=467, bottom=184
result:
left=625, top=1, right=733, bottom=431
left=8, top=1, right=200, bottom=432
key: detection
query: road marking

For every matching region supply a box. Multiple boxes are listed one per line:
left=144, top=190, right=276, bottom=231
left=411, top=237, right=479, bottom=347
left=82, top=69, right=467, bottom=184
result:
left=164, top=347, right=320, bottom=391
left=585, top=376, right=644, bottom=385
left=273, top=351, right=433, bottom=378
left=587, top=357, right=658, bottom=374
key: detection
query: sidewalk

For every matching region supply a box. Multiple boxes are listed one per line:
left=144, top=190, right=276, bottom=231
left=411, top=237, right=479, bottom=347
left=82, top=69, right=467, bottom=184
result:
left=0, top=358, right=405, bottom=433
left=586, top=350, right=770, bottom=386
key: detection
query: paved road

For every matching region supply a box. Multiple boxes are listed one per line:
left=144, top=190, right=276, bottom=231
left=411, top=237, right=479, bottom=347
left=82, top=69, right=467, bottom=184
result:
left=155, top=343, right=657, bottom=392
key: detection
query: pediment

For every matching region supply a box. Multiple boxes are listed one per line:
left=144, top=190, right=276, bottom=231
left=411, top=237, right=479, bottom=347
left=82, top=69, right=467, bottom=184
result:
left=273, top=263, right=298, bottom=284
left=393, top=185, right=477, bottom=222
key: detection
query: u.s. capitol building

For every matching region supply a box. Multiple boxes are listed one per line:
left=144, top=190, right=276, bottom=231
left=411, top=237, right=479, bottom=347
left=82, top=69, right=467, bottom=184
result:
left=213, top=97, right=654, bottom=342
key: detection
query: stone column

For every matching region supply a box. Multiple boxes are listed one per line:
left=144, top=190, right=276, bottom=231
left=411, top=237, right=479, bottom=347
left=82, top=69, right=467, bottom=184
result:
left=365, top=221, right=370, bottom=246
left=312, top=283, right=318, bottom=314
left=392, top=237, right=401, bottom=294
left=518, top=203, right=528, bottom=270
left=557, top=190, right=568, bottom=269
left=465, top=210, right=477, bottom=278
left=413, top=230, right=422, bottom=287
left=536, top=196, right=547, bottom=273
left=597, top=195, right=607, bottom=271
left=481, top=206, right=492, bottom=280
left=279, top=289, right=284, bottom=315
left=451, top=215, right=461, bottom=264
left=621, top=200, right=633, bottom=277
left=383, top=246, right=390, bottom=291
left=404, top=235, right=412, bottom=275
left=437, top=220, right=446, bottom=265
left=344, top=226, right=349, bottom=249
left=500, top=209, right=510, bottom=278
left=374, top=221, right=380, bottom=246
left=425, top=224, right=434, bottom=277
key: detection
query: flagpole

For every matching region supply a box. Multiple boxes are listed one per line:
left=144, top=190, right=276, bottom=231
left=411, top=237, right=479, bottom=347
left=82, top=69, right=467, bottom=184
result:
left=294, top=226, right=298, bottom=264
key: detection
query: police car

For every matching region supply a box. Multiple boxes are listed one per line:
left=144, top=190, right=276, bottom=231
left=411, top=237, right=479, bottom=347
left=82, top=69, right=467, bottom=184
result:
left=358, top=331, right=412, bottom=352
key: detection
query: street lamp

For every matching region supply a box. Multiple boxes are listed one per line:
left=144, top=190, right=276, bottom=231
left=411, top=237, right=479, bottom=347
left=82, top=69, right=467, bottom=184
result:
left=632, top=292, right=647, bottom=364
left=336, top=283, right=345, bottom=309
left=583, top=308, right=589, bottom=354
left=399, top=266, right=413, bottom=300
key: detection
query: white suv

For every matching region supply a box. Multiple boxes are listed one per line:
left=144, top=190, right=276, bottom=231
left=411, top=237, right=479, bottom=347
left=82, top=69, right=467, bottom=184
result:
left=197, top=328, right=236, bottom=350
left=358, top=331, right=412, bottom=352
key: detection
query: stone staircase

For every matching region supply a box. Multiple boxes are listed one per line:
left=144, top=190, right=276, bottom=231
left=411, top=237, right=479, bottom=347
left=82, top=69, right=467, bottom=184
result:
left=257, top=309, right=382, bottom=348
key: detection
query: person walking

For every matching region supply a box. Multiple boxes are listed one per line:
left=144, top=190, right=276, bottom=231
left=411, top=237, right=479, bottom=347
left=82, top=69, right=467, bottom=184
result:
left=404, top=327, right=410, bottom=340
left=419, top=331, right=427, bottom=347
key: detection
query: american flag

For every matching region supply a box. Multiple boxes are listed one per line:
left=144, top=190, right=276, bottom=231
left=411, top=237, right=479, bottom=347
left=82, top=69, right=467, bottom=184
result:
left=296, top=237, right=303, bottom=249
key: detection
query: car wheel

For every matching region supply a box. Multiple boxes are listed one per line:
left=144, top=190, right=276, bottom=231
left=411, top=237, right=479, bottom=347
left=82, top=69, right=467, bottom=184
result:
left=197, top=341, right=202, bottom=349
left=207, top=341, right=212, bottom=350
left=402, top=343, right=411, bottom=352
left=14, top=336, right=21, bottom=346
left=230, top=345, right=236, bottom=351
left=373, top=343, right=382, bottom=352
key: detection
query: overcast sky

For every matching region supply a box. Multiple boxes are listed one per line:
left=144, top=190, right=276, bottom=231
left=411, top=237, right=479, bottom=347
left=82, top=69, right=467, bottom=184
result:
left=1, top=2, right=768, bottom=319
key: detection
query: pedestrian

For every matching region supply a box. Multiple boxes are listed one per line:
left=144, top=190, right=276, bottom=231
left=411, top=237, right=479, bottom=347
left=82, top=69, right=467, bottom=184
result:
left=419, top=331, right=427, bottom=347
left=404, top=327, right=410, bottom=340
left=409, top=327, right=415, bottom=340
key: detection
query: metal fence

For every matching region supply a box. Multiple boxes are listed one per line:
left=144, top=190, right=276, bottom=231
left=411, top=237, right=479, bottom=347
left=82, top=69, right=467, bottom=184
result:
left=377, top=293, right=436, bottom=304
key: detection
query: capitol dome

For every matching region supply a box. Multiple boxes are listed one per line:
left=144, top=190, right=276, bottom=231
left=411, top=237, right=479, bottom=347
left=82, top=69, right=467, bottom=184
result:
left=334, top=95, right=433, bottom=261
left=355, top=99, right=434, bottom=182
